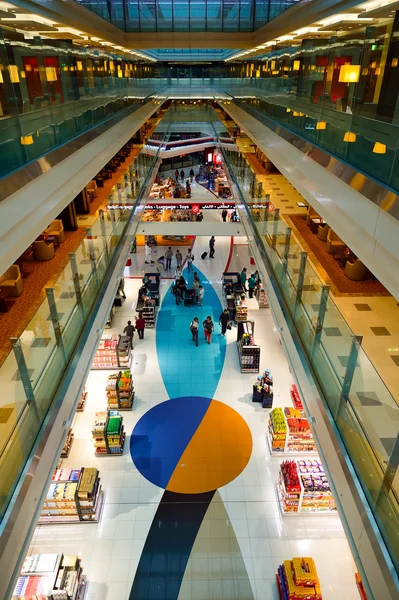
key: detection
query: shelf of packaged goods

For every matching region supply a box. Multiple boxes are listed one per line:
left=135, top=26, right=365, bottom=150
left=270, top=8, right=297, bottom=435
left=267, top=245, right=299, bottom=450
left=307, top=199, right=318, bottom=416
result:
left=277, top=471, right=301, bottom=515
left=267, top=409, right=318, bottom=457
left=39, top=486, right=103, bottom=525
left=77, top=390, right=87, bottom=412
left=106, top=371, right=134, bottom=410
left=237, top=342, right=260, bottom=373
left=61, top=430, right=74, bottom=459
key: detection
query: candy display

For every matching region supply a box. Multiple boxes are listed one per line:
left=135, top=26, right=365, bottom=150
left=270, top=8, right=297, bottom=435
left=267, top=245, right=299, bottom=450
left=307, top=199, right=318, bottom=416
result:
left=105, top=370, right=134, bottom=410
left=268, top=407, right=317, bottom=455
left=13, top=554, right=86, bottom=600
left=290, top=384, right=303, bottom=410
left=39, top=468, right=103, bottom=524
left=252, top=369, right=273, bottom=407
left=92, top=334, right=131, bottom=369
left=278, top=459, right=336, bottom=515
left=276, top=557, right=322, bottom=600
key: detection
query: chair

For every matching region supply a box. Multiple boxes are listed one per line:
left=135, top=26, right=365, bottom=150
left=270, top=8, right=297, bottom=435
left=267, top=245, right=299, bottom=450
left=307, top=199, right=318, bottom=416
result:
left=326, top=229, right=345, bottom=254
left=45, top=219, right=64, bottom=243
left=344, top=259, right=368, bottom=281
left=317, top=224, right=330, bottom=241
left=306, top=205, right=319, bottom=226
left=33, top=241, right=55, bottom=261
left=0, top=264, right=23, bottom=297
left=86, top=180, right=98, bottom=201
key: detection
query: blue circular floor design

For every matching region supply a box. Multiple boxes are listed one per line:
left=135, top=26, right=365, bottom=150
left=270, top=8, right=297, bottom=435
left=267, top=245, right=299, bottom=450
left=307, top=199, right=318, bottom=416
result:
left=156, top=264, right=226, bottom=400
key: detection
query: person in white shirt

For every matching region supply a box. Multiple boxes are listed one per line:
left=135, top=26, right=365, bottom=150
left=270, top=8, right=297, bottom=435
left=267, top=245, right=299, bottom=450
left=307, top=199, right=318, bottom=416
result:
left=186, top=248, right=194, bottom=273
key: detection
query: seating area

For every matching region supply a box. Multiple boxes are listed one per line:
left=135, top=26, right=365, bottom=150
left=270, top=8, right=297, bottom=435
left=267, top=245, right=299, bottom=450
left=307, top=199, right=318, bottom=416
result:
left=94, top=139, right=136, bottom=188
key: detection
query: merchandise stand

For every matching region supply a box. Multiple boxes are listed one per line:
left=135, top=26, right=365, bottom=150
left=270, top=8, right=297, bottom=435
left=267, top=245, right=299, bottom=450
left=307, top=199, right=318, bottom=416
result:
left=267, top=407, right=317, bottom=456
left=91, top=334, right=131, bottom=370
left=290, top=384, right=303, bottom=409
left=276, top=557, right=322, bottom=600
left=277, top=458, right=337, bottom=516
left=257, top=283, right=269, bottom=308
left=13, top=553, right=87, bottom=600
left=61, top=429, right=74, bottom=459
left=237, top=320, right=260, bottom=373
left=77, top=388, right=87, bottom=412
left=235, top=296, right=248, bottom=323
left=39, top=468, right=103, bottom=524
left=141, top=304, right=156, bottom=328
left=252, top=369, right=273, bottom=407
left=92, top=411, right=126, bottom=456
left=105, top=371, right=134, bottom=410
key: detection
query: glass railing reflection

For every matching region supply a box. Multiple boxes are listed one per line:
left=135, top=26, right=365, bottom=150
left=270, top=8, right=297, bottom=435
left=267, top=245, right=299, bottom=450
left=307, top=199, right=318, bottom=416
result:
left=222, top=146, right=399, bottom=574
left=0, top=144, right=161, bottom=522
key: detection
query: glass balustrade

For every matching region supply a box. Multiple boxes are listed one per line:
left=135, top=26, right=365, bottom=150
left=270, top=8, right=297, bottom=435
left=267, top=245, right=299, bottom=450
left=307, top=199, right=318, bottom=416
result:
left=0, top=141, right=162, bottom=522
left=221, top=145, right=399, bottom=575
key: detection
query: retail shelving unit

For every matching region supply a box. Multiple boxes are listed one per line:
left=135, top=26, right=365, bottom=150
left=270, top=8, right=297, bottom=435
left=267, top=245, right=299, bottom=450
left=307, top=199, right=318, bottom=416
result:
left=13, top=553, right=86, bottom=600
left=105, top=371, right=134, bottom=410
left=277, top=459, right=337, bottom=516
left=92, top=412, right=125, bottom=456
left=235, top=297, right=248, bottom=323
left=290, top=384, right=303, bottom=409
left=91, top=334, right=131, bottom=369
left=237, top=320, right=260, bottom=373
left=76, top=388, right=87, bottom=412
left=276, top=557, right=322, bottom=600
left=252, top=369, right=273, bottom=407
left=61, top=429, right=74, bottom=458
left=38, top=468, right=103, bottom=524
left=141, top=304, right=156, bottom=328
left=267, top=407, right=317, bottom=456
left=257, top=283, right=269, bottom=308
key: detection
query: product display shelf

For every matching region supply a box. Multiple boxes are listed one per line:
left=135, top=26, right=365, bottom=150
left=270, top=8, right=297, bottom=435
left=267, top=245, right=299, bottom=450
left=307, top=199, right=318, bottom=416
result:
left=76, top=388, right=87, bottom=412
left=13, top=553, right=87, bottom=600
left=277, top=459, right=337, bottom=517
left=276, top=557, right=322, bottom=600
left=252, top=369, right=273, bottom=407
left=235, top=298, right=248, bottom=323
left=61, top=429, right=74, bottom=459
left=257, top=283, right=269, bottom=308
left=92, top=411, right=125, bottom=456
left=141, top=304, right=156, bottom=328
left=237, top=320, right=260, bottom=373
left=105, top=370, right=134, bottom=410
left=91, top=334, right=131, bottom=370
left=38, top=468, right=103, bottom=525
left=290, top=384, right=303, bottom=410
left=267, top=407, right=317, bottom=456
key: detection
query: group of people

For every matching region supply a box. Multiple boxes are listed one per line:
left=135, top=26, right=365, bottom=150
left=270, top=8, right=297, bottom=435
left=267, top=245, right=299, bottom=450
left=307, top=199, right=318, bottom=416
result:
left=174, top=270, right=204, bottom=306
left=123, top=316, right=146, bottom=349
left=189, top=309, right=231, bottom=346
left=240, top=267, right=261, bottom=298
left=221, top=208, right=239, bottom=223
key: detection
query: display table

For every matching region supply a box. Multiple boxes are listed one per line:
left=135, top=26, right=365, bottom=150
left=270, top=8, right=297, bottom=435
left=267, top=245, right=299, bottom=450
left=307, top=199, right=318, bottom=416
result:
left=276, top=557, right=322, bottom=600
left=38, top=468, right=103, bottom=524
left=277, top=458, right=336, bottom=516
left=92, top=411, right=126, bottom=456
left=268, top=407, right=317, bottom=455
left=92, top=334, right=131, bottom=369
left=13, top=553, right=86, bottom=600
left=252, top=369, right=273, bottom=407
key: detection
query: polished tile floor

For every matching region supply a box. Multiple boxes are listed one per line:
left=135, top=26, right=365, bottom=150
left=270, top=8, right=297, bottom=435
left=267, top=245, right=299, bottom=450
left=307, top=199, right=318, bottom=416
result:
left=28, top=236, right=358, bottom=600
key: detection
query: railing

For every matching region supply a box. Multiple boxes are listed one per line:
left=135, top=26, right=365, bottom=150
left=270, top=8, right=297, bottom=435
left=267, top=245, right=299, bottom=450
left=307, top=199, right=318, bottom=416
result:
left=221, top=144, right=399, bottom=577
left=0, top=142, right=163, bottom=524
left=210, top=77, right=399, bottom=197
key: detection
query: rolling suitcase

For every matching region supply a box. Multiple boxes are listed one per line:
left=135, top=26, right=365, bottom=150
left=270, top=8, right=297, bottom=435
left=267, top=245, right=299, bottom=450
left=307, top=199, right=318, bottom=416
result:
left=201, top=252, right=208, bottom=259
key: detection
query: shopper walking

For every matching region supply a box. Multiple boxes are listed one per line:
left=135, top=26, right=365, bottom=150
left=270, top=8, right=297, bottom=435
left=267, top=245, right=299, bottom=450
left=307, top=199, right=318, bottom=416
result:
left=186, top=248, right=194, bottom=273
left=248, top=274, right=257, bottom=298
left=240, top=267, right=248, bottom=292
left=203, top=316, right=214, bottom=344
left=176, top=275, right=187, bottom=305
left=189, top=168, right=195, bottom=181
left=219, top=309, right=230, bottom=336
left=145, top=242, right=154, bottom=264
left=222, top=209, right=228, bottom=222
left=190, top=317, right=199, bottom=347
left=165, top=247, right=173, bottom=270
left=193, top=275, right=200, bottom=302
left=198, top=285, right=204, bottom=306
left=181, top=169, right=185, bottom=181
left=174, top=168, right=179, bottom=180
left=135, top=315, right=146, bottom=340
left=186, top=180, right=191, bottom=196
left=209, top=236, right=215, bottom=258
left=123, top=320, right=135, bottom=349
left=175, top=249, right=182, bottom=269
left=118, top=278, right=126, bottom=299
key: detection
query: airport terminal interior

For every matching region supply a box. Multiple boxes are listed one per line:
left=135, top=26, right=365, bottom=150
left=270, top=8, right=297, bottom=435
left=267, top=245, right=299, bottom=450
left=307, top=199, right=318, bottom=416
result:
left=0, top=1, right=399, bottom=599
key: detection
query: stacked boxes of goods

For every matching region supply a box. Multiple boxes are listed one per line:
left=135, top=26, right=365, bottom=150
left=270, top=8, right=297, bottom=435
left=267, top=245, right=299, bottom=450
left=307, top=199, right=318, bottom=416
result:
left=276, top=557, right=322, bottom=599
left=298, top=459, right=336, bottom=514
left=92, top=412, right=107, bottom=455
left=106, top=371, right=134, bottom=410
left=290, top=384, right=303, bottom=409
left=268, top=408, right=287, bottom=452
left=278, top=459, right=301, bottom=513
left=284, top=408, right=316, bottom=454
left=77, top=467, right=102, bottom=521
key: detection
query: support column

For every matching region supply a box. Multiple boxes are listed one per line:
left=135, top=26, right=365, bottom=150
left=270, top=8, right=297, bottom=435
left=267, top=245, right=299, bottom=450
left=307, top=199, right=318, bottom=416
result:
left=281, top=227, right=292, bottom=279
left=45, top=288, right=65, bottom=350
left=271, top=208, right=280, bottom=248
left=69, top=252, right=83, bottom=309
left=11, top=337, right=35, bottom=404
left=99, top=210, right=109, bottom=258
left=342, top=335, right=363, bottom=399
left=296, top=252, right=308, bottom=304
left=311, top=285, right=330, bottom=349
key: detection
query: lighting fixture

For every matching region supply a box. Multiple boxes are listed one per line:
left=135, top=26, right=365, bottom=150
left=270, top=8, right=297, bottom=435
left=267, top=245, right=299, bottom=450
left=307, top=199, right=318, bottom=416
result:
left=339, top=65, right=361, bottom=83
left=373, top=142, right=386, bottom=154
left=375, top=68, right=381, bottom=75
left=0, top=69, right=3, bottom=84
left=292, top=111, right=299, bottom=116
left=316, top=121, right=326, bottom=130
left=293, top=60, right=300, bottom=71
left=117, top=70, right=122, bottom=78
left=8, top=65, right=19, bottom=83
left=45, top=66, right=57, bottom=82
left=343, top=132, right=356, bottom=143
left=286, top=107, right=291, bottom=113
left=20, top=135, right=34, bottom=145
left=362, top=68, right=369, bottom=76
left=371, top=61, right=377, bottom=68
left=109, top=60, right=114, bottom=71
left=392, top=58, right=398, bottom=67
left=76, top=61, right=83, bottom=71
